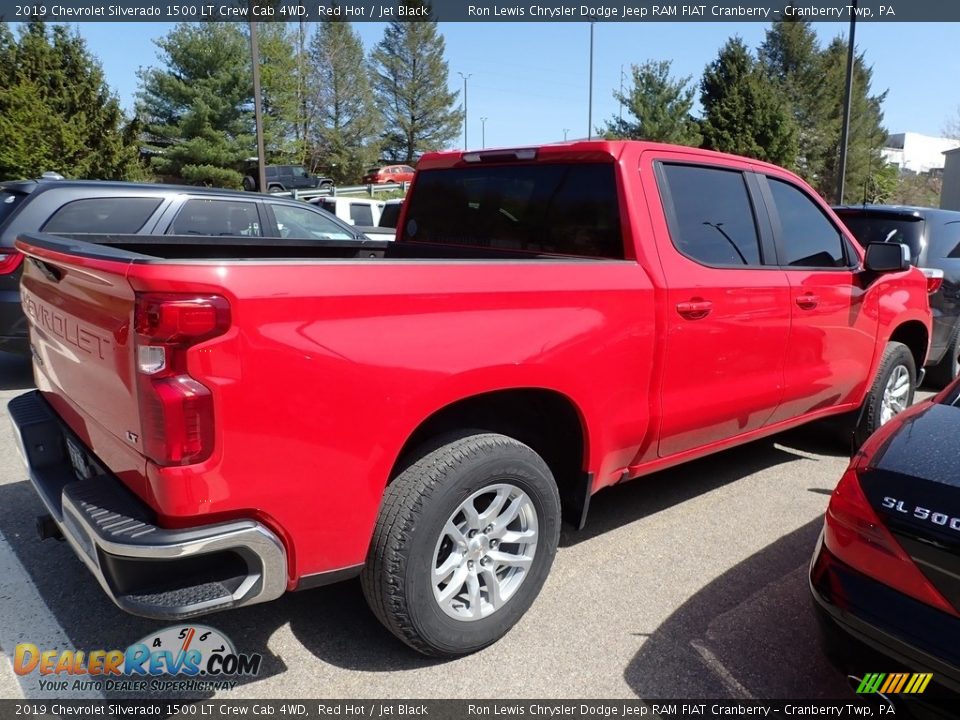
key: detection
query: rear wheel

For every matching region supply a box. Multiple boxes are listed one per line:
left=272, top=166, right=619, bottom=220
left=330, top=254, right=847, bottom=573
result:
left=854, top=341, right=916, bottom=448
left=361, top=432, right=561, bottom=657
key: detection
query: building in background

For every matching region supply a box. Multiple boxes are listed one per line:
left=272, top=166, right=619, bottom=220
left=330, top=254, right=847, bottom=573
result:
left=883, top=133, right=960, bottom=174
left=942, top=148, right=960, bottom=211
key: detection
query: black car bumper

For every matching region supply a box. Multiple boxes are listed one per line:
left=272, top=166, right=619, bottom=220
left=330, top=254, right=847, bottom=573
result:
left=7, top=390, right=288, bottom=620
left=0, top=287, right=28, bottom=353
left=810, top=535, right=960, bottom=697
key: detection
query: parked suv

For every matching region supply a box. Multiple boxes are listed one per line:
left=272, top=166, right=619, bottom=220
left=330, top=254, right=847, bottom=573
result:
left=362, top=164, right=415, bottom=184
left=835, top=205, right=960, bottom=386
left=242, top=163, right=334, bottom=193
left=0, top=179, right=365, bottom=354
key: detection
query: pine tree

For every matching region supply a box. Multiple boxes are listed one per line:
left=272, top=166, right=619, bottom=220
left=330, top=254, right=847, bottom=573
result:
left=816, top=37, right=888, bottom=203
left=759, top=16, right=831, bottom=180
left=601, top=60, right=701, bottom=146
left=257, top=23, right=301, bottom=162
left=136, top=23, right=254, bottom=188
left=700, top=37, right=798, bottom=168
left=0, top=21, right=142, bottom=181
left=371, top=3, right=462, bottom=162
left=307, top=21, right=382, bottom=184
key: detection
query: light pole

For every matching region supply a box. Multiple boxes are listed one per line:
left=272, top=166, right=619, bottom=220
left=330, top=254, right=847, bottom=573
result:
left=563, top=128, right=570, bottom=141
left=480, top=117, right=488, bottom=148
left=458, top=72, right=472, bottom=149
left=249, top=18, right=266, bottom=193
left=587, top=22, right=595, bottom=140
left=837, top=0, right=857, bottom=204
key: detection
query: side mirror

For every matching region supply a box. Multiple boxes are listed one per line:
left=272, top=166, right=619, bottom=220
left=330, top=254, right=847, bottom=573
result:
left=864, top=241, right=910, bottom=273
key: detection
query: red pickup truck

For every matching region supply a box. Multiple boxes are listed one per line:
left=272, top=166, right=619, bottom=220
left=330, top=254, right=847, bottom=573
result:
left=8, top=141, right=932, bottom=657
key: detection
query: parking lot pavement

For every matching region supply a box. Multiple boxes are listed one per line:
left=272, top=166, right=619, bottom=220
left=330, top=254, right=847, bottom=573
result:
left=0, top=350, right=931, bottom=700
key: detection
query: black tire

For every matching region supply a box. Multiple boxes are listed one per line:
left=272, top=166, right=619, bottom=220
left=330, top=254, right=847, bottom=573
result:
left=854, top=341, right=916, bottom=449
left=319, top=181, right=333, bottom=190
left=925, top=329, right=960, bottom=389
left=242, top=175, right=256, bottom=192
left=361, top=432, right=561, bottom=657
left=267, top=183, right=284, bottom=193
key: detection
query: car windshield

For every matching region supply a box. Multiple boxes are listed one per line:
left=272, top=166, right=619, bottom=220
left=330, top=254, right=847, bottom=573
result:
left=836, top=211, right=924, bottom=262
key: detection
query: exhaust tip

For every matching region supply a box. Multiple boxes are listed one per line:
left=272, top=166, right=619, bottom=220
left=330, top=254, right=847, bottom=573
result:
left=36, top=514, right=63, bottom=541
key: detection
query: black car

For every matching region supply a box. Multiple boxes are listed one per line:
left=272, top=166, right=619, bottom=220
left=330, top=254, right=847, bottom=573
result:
left=242, top=163, right=334, bottom=194
left=811, top=382, right=960, bottom=705
left=835, top=206, right=960, bottom=387
left=0, top=178, right=365, bottom=354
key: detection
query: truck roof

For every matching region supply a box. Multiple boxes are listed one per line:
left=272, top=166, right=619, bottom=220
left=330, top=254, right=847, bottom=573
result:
left=416, top=140, right=801, bottom=179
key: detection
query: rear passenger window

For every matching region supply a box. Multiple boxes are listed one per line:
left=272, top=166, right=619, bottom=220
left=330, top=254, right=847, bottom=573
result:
left=659, top=164, right=762, bottom=266
left=402, top=163, right=623, bottom=258
left=169, top=199, right=261, bottom=236
left=349, top=203, right=374, bottom=226
left=42, top=197, right=162, bottom=234
left=768, top=178, right=846, bottom=268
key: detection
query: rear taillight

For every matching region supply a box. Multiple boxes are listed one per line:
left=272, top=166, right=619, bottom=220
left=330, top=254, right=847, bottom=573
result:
left=0, top=250, right=23, bottom=275
left=920, top=267, right=944, bottom=294
left=823, top=466, right=958, bottom=616
left=134, top=293, right=230, bottom=466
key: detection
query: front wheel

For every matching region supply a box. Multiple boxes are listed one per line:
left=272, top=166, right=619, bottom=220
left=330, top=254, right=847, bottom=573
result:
left=361, top=432, right=561, bottom=657
left=854, top=341, right=916, bottom=448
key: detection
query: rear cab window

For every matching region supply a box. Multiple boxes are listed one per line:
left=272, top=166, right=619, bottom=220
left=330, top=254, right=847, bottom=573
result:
left=42, top=197, right=162, bottom=234
left=349, top=203, right=374, bottom=226
left=400, top=163, right=624, bottom=258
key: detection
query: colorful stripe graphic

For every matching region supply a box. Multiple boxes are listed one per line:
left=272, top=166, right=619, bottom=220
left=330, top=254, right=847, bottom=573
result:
left=856, top=672, right=933, bottom=694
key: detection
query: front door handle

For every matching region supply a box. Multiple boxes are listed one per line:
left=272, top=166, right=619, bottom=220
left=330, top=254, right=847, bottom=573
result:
left=795, top=294, right=820, bottom=310
left=676, top=299, right=713, bottom=320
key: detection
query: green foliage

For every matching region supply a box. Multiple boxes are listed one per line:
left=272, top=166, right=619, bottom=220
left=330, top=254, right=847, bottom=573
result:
left=601, top=60, right=701, bottom=146
left=371, top=2, right=463, bottom=162
left=0, top=21, right=142, bottom=181
left=256, top=23, right=301, bottom=162
left=308, top=21, right=382, bottom=184
left=180, top=164, right=244, bottom=189
left=700, top=38, right=798, bottom=168
left=758, top=18, right=888, bottom=202
left=758, top=16, right=831, bottom=179
left=891, top=172, right=942, bottom=207
left=815, top=37, right=888, bottom=204
left=136, top=23, right=254, bottom=186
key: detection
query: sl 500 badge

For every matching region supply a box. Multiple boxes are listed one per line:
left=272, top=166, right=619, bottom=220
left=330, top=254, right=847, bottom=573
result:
left=882, top=497, right=960, bottom=532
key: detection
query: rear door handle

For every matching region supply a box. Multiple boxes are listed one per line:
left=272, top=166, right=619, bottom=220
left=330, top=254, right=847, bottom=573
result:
left=795, top=294, right=820, bottom=310
left=676, top=300, right=713, bottom=320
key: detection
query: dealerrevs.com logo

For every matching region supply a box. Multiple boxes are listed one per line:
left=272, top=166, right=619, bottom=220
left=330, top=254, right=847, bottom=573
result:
left=13, top=625, right=262, bottom=693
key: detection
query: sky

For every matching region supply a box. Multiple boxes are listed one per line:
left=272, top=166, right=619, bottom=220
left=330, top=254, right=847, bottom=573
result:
left=72, top=21, right=960, bottom=149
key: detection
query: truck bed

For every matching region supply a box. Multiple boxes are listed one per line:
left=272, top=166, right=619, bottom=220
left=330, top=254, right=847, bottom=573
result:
left=24, top=232, right=601, bottom=262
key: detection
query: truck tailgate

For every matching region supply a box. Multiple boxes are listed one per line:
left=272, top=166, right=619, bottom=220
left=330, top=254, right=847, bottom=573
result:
left=16, top=240, right=142, bottom=472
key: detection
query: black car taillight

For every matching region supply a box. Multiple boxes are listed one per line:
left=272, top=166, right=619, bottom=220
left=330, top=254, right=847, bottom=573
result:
left=0, top=250, right=22, bottom=275
left=823, top=466, right=958, bottom=616
left=134, top=293, right=230, bottom=467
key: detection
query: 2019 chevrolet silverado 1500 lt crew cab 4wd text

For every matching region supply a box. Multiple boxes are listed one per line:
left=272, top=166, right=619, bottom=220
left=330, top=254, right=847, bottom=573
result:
left=7, top=142, right=933, bottom=657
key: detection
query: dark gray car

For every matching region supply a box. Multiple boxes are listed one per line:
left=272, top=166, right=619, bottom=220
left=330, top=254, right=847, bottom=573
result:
left=835, top=205, right=960, bottom=387
left=0, top=179, right=365, bottom=354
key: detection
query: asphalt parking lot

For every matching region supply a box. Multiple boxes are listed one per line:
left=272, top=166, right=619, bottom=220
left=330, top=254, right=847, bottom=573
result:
left=0, top=350, right=920, bottom=701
